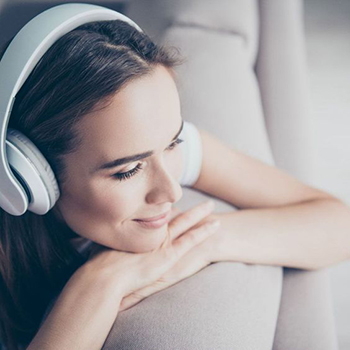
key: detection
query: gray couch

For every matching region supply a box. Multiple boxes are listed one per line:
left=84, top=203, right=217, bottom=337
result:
left=0, top=0, right=346, bottom=349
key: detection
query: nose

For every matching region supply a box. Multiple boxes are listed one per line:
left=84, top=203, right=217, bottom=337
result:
left=145, top=160, right=183, bottom=205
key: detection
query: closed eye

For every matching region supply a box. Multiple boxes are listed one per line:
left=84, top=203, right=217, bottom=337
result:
left=112, top=137, right=184, bottom=182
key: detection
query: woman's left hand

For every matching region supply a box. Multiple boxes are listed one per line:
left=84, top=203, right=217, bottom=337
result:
left=118, top=208, right=223, bottom=312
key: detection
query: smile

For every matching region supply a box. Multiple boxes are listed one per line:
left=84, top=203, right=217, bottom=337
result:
left=133, top=211, right=171, bottom=229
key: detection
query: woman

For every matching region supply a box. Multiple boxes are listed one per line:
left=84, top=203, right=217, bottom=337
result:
left=0, top=5, right=349, bottom=350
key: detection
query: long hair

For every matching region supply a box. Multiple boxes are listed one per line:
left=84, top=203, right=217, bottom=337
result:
left=0, top=18, right=184, bottom=350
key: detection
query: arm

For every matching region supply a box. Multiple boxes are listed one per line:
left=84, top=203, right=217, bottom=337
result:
left=26, top=203, right=220, bottom=349
left=193, top=129, right=350, bottom=270
left=27, top=264, right=124, bottom=350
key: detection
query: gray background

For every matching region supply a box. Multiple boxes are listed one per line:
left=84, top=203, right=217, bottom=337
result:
left=0, top=0, right=348, bottom=348
left=305, top=0, right=350, bottom=348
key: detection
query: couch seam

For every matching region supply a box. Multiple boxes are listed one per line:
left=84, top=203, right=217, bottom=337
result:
left=169, top=19, right=248, bottom=47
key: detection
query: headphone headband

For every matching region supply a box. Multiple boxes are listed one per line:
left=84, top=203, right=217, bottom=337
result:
left=0, top=3, right=143, bottom=215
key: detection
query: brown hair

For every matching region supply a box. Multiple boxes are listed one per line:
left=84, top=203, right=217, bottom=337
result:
left=0, top=18, right=184, bottom=349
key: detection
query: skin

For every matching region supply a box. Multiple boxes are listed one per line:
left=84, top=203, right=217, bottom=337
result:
left=54, top=65, right=184, bottom=253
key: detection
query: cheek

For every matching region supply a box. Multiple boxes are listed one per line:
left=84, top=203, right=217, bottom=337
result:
left=56, top=179, right=137, bottom=240
left=56, top=152, right=182, bottom=251
left=57, top=182, right=168, bottom=253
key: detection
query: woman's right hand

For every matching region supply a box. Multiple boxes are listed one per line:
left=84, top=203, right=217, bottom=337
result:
left=84, top=200, right=220, bottom=299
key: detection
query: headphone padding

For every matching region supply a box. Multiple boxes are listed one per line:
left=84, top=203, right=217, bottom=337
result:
left=7, top=129, right=60, bottom=210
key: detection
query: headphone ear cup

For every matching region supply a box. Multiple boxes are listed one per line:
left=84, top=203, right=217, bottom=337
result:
left=6, top=128, right=60, bottom=215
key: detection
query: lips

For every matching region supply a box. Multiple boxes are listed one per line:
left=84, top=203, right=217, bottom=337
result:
left=134, top=211, right=170, bottom=222
left=133, top=210, right=171, bottom=229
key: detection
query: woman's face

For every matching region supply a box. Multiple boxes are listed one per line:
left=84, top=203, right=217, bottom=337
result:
left=55, top=65, right=184, bottom=253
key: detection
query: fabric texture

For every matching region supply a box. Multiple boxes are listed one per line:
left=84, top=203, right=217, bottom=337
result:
left=103, top=263, right=282, bottom=350
left=273, top=268, right=339, bottom=350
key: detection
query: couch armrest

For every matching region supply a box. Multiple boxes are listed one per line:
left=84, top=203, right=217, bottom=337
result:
left=256, top=0, right=316, bottom=185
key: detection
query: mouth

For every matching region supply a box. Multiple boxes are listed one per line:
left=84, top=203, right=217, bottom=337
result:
left=133, top=210, right=171, bottom=229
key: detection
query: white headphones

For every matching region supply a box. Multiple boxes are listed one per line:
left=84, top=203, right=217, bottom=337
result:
left=0, top=3, right=143, bottom=216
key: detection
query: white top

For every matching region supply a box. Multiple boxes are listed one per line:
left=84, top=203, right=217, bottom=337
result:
left=70, top=120, right=203, bottom=256
left=178, top=120, right=203, bottom=187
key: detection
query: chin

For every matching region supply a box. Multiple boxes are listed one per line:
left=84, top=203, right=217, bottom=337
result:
left=125, top=227, right=170, bottom=253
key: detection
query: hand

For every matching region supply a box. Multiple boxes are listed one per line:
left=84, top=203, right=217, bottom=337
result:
left=85, top=200, right=221, bottom=308
left=185, top=211, right=224, bottom=264
left=118, top=206, right=221, bottom=311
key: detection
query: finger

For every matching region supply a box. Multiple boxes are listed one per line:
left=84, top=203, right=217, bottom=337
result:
left=169, top=219, right=221, bottom=261
left=146, top=216, right=220, bottom=278
left=120, top=245, right=212, bottom=312
left=168, top=200, right=216, bottom=240
left=119, top=279, right=169, bottom=311
left=119, top=294, right=142, bottom=312
left=153, top=201, right=208, bottom=253
left=169, top=206, right=182, bottom=221
left=119, top=290, right=147, bottom=311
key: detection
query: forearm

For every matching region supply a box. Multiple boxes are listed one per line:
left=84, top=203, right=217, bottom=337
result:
left=211, top=198, right=350, bottom=270
left=27, top=265, right=124, bottom=350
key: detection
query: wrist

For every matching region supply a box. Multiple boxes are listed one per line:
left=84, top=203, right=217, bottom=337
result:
left=203, top=212, right=229, bottom=264
left=77, top=261, right=127, bottom=302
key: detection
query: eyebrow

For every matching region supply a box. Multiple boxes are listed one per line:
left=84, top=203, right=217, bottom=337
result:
left=93, top=119, right=184, bottom=173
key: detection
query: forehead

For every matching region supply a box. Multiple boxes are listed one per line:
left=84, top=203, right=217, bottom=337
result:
left=72, top=65, right=182, bottom=169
